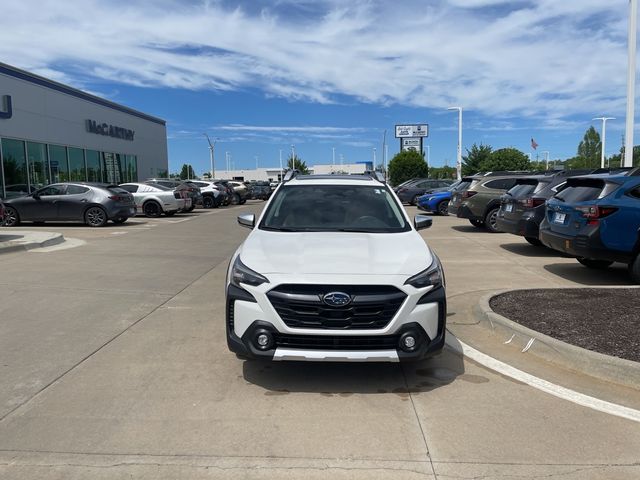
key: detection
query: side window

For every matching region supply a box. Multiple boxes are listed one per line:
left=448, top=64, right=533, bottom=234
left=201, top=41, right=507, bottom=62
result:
left=485, top=179, right=517, bottom=190
left=628, top=187, right=640, bottom=199
left=416, top=181, right=429, bottom=189
left=66, top=185, right=90, bottom=195
left=38, top=185, right=66, bottom=196
left=119, top=184, right=138, bottom=193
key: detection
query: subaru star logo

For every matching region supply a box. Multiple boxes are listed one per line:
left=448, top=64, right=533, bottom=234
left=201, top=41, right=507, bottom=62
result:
left=322, top=292, right=352, bottom=307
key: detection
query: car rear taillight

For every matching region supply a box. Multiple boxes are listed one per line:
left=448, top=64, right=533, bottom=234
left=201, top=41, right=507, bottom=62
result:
left=108, top=195, right=126, bottom=201
left=521, top=197, right=546, bottom=208
left=577, top=206, right=618, bottom=225
left=462, top=191, right=477, bottom=199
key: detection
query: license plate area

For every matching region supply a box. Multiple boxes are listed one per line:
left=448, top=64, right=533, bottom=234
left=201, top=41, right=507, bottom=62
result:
left=505, top=204, right=513, bottom=213
left=553, top=212, right=566, bottom=224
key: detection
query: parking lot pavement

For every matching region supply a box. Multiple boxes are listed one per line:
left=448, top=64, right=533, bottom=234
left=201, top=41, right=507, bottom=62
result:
left=0, top=204, right=639, bottom=479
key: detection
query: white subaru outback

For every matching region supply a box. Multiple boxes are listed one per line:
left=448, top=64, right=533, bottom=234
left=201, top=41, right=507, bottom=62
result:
left=225, top=172, right=446, bottom=362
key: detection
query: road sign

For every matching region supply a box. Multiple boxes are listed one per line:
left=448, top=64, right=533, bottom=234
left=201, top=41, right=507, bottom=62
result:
left=402, top=138, right=421, bottom=147
left=395, top=124, right=428, bottom=138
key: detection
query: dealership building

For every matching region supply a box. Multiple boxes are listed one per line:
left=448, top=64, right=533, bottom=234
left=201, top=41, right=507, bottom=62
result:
left=0, top=62, right=168, bottom=198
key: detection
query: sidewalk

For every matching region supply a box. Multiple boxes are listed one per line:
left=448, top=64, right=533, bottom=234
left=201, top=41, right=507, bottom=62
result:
left=0, top=231, right=65, bottom=254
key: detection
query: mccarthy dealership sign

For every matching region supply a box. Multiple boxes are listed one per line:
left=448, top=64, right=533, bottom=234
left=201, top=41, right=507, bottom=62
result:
left=0, top=95, right=12, bottom=119
left=395, top=124, right=428, bottom=138
left=86, top=119, right=135, bottom=141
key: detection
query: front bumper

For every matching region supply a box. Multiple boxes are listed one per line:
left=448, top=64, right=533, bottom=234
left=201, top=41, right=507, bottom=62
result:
left=226, top=283, right=446, bottom=362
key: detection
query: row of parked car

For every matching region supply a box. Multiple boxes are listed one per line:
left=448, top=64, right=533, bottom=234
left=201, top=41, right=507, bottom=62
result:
left=0, top=178, right=275, bottom=227
left=415, top=168, right=640, bottom=283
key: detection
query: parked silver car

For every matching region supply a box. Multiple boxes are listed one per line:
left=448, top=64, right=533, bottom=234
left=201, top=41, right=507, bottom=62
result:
left=119, top=183, right=188, bottom=217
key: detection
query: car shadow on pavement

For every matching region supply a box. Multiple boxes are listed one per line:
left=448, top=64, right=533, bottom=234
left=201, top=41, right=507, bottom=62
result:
left=544, top=263, right=632, bottom=286
left=241, top=349, right=466, bottom=395
left=451, top=225, right=486, bottom=233
left=500, top=242, right=570, bottom=258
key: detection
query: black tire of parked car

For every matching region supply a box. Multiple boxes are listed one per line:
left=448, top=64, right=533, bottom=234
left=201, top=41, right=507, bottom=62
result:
left=411, top=194, right=421, bottom=206
left=165, top=211, right=176, bottom=216
left=186, top=205, right=196, bottom=212
left=112, top=216, right=128, bottom=224
left=143, top=201, right=162, bottom=218
left=577, top=257, right=614, bottom=269
left=84, top=206, right=108, bottom=227
left=437, top=201, right=449, bottom=216
left=202, top=196, right=215, bottom=209
left=2, top=206, right=19, bottom=227
left=230, top=193, right=240, bottom=205
left=629, top=255, right=640, bottom=284
left=525, top=237, right=543, bottom=247
left=484, top=207, right=501, bottom=233
left=469, top=219, right=484, bottom=228
left=239, top=198, right=246, bottom=205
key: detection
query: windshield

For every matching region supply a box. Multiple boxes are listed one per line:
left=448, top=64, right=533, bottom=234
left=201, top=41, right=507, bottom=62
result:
left=259, top=184, right=410, bottom=233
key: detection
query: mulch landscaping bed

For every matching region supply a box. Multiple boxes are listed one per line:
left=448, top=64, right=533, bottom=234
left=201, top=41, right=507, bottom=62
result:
left=490, top=288, right=640, bottom=363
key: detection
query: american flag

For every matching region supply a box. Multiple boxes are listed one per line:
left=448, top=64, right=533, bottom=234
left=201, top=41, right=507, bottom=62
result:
left=531, top=138, right=539, bottom=150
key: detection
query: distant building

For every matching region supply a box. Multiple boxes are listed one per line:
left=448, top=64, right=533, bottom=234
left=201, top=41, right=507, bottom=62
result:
left=0, top=62, right=168, bottom=198
left=217, top=162, right=374, bottom=182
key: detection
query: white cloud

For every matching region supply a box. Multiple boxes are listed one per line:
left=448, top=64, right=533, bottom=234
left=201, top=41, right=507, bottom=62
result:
left=0, top=0, right=632, bottom=122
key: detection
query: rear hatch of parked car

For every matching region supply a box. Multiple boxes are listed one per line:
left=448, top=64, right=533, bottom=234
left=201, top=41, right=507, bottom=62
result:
left=500, top=177, right=551, bottom=221
left=106, top=186, right=135, bottom=206
left=448, top=177, right=478, bottom=210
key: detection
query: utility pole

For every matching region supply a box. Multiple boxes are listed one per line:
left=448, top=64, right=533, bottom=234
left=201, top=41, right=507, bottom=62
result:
left=279, top=149, right=283, bottom=181
left=625, top=0, right=638, bottom=167
left=291, top=144, right=295, bottom=170
left=542, top=151, right=550, bottom=170
left=373, top=147, right=377, bottom=168
left=593, top=117, right=615, bottom=168
left=448, top=107, right=463, bottom=180
left=203, top=134, right=216, bottom=179
left=382, top=129, right=387, bottom=172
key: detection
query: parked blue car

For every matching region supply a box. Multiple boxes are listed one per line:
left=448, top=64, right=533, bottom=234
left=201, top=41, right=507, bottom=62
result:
left=417, top=181, right=461, bottom=215
left=539, top=170, right=640, bottom=283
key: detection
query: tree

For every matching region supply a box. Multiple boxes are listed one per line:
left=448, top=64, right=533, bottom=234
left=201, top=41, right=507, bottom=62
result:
left=387, top=150, right=429, bottom=186
left=479, top=148, right=530, bottom=172
left=157, top=169, right=168, bottom=178
left=462, top=143, right=492, bottom=176
left=286, top=154, right=310, bottom=174
left=428, top=166, right=457, bottom=179
left=576, top=126, right=601, bottom=169
left=608, top=145, right=640, bottom=167
left=179, top=164, right=195, bottom=179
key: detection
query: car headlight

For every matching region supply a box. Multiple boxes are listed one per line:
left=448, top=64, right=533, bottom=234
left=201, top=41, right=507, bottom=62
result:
left=230, top=256, right=269, bottom=288
left=404, top=254, right=444, bottom=289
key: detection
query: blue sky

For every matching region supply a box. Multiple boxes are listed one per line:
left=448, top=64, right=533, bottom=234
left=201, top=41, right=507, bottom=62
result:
left=0, top=0, right=636, bottom=175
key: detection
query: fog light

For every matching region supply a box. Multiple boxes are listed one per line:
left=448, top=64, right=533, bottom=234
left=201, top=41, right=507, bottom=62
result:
left=403, top=336, right=416, bottom=349
left=253, top=329, right=274, bottom=351
left=399, top=331, right=419, bottom=352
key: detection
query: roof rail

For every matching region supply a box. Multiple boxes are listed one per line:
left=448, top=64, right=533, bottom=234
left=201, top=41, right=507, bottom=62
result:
left=282, top=169, right=300, bottom=183
left=479, top=171, right=532, bottom=176
left=363, top=170, right=386, bottom=183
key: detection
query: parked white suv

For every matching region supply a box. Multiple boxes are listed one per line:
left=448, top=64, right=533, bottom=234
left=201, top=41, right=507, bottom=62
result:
left=225, top=172, right=446, bottom=362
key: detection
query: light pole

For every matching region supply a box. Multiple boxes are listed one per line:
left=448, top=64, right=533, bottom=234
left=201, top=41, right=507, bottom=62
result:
left=593, top=117, right=615, bottom=168
left=203, top=134, right=217, bottom=179
left=373, top=147, right=377, bottom=168
left=332, top=147, right=336, bottom=167
left=541, top=151, right=550, bottom=169
left=382, top=129, right=387, bottom=172
left=425, top=145, right=430, bottom=169
left=448, top=107, right=463, bottom=180
left=290, top=144, right=295, bottom=170
left=279, top=149, right=283, bottom=181
left=255, top=155, right=258, bottom=170
left=625, top=0, right=638, bottom=167
left=225, top=151, right=229, bottom=175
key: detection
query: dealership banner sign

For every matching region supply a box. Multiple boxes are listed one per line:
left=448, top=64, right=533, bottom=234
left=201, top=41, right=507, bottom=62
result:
left=86, top=119, right=135, bottom=141
left=395, top=124, right=428, bottom=138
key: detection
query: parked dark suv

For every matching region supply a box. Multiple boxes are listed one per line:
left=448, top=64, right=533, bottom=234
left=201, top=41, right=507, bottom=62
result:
left=539, top=169, right=640, bottom=282
left=395, top=178, right=454, bottom=205
left=496, top=170, right=597, bottom=245
left=448, top=173, right=526, bottom=232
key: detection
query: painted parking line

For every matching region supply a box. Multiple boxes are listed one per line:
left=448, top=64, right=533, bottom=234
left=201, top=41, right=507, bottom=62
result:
left=445, top=334, right=640, bottom=424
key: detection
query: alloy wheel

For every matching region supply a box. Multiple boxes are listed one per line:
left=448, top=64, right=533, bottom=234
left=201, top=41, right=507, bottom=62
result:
left=85, top=207, right=107, bottom=227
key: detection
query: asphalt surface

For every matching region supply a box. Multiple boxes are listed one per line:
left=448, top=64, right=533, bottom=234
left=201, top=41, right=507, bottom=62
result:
left=0, top=204, right=639, bottom=479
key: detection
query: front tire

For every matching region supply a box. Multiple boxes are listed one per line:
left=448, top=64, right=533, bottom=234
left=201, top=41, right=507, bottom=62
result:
left=143, top=201, right=162, bottom=218
left=112, top=217, right=128, bottom=224
left=577, top=257, right=614, bottom=269
left=411, top=195, right=420, bottom=206
left=2, top=206, right=19, bottom=227
left=85, top=206, right=108, bottom=227
left=230, top=193, right=240, bottom=205
left=164, top=211, right=176, bottom=217
left=484, top=207, right=500, bottom=233
left=525, top=236, right=543, bottom=247
left=202, top=196, right=215, bottom=209
left=437, top=200, right=449, bottom=216
left=469, top=219, right=484, bottom=228
left=629, top=255, right=640, bottom=284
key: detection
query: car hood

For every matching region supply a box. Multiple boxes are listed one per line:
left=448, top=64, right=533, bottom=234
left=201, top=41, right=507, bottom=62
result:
left=239, top=230, right=432, bottom=276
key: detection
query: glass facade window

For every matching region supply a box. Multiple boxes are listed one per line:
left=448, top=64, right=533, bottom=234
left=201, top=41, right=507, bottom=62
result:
left=103, top=152, right=122, bottom=184
left=49, top=144, right=69, bottom=183
left=86, top=150, right=102, bottom=182
left=1, top=138, right=28, bottom=199
left=123, top=154, right=138, bottom=182
left=26, top=141, right=50, bottom=189
left=68, top=147, right=85, bottom=182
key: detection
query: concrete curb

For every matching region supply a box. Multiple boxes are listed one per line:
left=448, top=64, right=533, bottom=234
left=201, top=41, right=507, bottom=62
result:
left=0, top=231, right=65, bottom=254
left=474, top=288, right=640, bottom=390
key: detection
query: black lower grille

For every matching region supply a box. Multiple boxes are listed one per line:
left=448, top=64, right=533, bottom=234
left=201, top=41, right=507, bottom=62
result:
left=275, top=333, right=399, bottom=350
left=267, top=284, right=406, bottom=330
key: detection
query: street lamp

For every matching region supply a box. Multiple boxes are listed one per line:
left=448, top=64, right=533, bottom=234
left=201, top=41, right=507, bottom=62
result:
left=593, top=117, right=615, bottom=168
left=373, top=147, right=377, bottom=167
left=203, top=134, right=217, bottom=179
left=541, top=151, right=550, bottom=169
left=625, top=0, right=637, bottom=167
left=425, top=145, right=430, bottom=168
left=291, top=144, right=295, bottom=170
left=448, top=107, right=463, bottom=180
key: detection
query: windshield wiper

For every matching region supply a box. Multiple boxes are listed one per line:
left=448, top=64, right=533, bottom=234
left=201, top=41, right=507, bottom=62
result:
left=261, top=226, right=302, bottom=232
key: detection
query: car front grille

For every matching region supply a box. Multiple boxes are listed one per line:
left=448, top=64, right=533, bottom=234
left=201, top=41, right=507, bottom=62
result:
left=266, top=284, right=406, bottom=330
left=275, top=333, right=399, bottom=350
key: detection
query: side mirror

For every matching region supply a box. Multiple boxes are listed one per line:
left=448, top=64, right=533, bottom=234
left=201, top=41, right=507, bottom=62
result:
left=237, top=213, right=255, bottom=229
left=32, top=192, right=41, bottom=200
left=414, top=214, right=432, bottom=231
